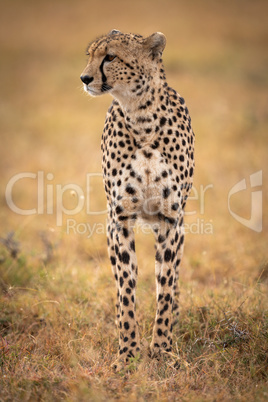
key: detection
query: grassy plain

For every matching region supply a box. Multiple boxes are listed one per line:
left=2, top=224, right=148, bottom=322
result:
left=0, top=0, right=267, bottom=400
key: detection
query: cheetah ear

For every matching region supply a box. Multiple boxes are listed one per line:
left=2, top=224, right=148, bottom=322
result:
left=143, top=32, right=166, bottom=59
left=109, top=29, right=121, bottom=35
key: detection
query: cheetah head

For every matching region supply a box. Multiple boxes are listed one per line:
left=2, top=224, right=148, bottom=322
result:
left=80, top=30, right=166, bottom=103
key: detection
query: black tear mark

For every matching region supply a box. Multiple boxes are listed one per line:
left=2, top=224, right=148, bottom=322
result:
left=100, top=59, right=113, bottom=92
left=99, top=58, right=107, bottom=83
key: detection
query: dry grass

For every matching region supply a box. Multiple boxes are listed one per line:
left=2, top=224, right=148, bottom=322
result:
left=0, top=0, right=268, bottom=400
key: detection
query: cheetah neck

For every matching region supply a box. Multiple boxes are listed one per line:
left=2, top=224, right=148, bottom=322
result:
left=113, top=70, right=170, bottom=145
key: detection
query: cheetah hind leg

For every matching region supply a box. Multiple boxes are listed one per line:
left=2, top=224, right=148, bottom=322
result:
left=172, top=263, right=180, bottom=326
left=150, top=220, right=184, bottom=359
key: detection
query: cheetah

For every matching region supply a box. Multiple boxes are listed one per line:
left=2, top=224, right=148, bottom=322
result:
left=80, top=30, right=195, bottom=369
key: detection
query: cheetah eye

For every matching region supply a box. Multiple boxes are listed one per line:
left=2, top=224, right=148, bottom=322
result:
left=104, top=54, right=116, bottom=62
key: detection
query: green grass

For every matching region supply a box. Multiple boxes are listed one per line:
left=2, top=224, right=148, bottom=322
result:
left=1, top=0, right=268, bottom=400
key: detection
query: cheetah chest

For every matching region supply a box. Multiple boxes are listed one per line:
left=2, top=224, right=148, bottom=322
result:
left=120, top=147, right=178, bottom=221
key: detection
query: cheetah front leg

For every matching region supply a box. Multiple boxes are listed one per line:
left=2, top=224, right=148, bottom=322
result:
left=150, top=217, right=184, bottom=358
left=107, top=217, right=120, bottom=327
left=108, top=216, right=141, bottom=370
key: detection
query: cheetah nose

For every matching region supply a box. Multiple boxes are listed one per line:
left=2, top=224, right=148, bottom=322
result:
left=80, top=75, right=94, bottom=85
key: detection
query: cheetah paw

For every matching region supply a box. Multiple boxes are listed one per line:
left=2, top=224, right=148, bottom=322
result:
left=111, top=358, right=126, bottom=373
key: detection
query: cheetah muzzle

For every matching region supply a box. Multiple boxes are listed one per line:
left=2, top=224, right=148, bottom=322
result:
left=80, top=29, right=195, bottom=370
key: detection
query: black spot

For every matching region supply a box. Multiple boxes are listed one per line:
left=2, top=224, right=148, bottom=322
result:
left=115, top=245, right=119, bottom=255
left=151, top=140, right=159, bottom=149
left=122, top=251, right=130, bottom=264
left=118, top=215, right=129, bottom=221
left=168, top=276, right=174, bottom=286
left=129, top=279, right=135, bottom=288
left=128, top=311, right=134, bottom=318
left=116, top=205, right=123, bottom=214
left=119, top=277, right=124, bottom=287
left=163, top=187, right=171, bottom=199
left=161, top=276, right=166, bottom=286
left=139, top=104, right=147, bottom=110
left=157, top=329, right=163, bottom=336
left=123, top=296, right=129, bottom=306
left=143, top=150, right=152, bottom=159
left=110, top=256, right=116, bottom=265
left=123, top=228, right=129, bottom=238
left=124, top=322, right=130, bottom=330
left=131, top=331, right=135, bottom=339
left=164, top=248, right=172, bottom=262
left=172, top=203, right=179, bottom=211
left=112, top=168, right=117, bottom=176
left=125, top=184, right=136, bottom=195
left=130, top=240, right=135, bottom=251
left=156, top=250, right=162, bottom=263
left=158, top=235, right=165, bottom=243
left=160, top=117, right=166, bottom=126
left=164, top=137, right=169, bottom=144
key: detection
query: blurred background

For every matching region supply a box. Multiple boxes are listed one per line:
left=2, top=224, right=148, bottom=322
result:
left=0, top=0, right=267, bottom=282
